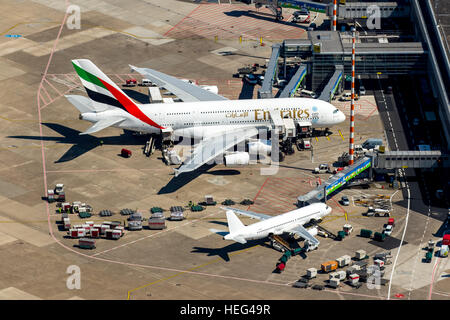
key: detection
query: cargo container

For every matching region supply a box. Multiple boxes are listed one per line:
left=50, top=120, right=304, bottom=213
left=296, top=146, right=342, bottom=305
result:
left=63, top=218, right=71, bottom=230
left=337, top=231, right=346, bottom=240
left=328, top=278, right=340, bottom=288
left=355, top=249, right=367, bottom=260
left=342, top=255, right=351, bottom=266
left=105, top=229, right=114, bottom=239
left=360, top=229, right=373, bottom=238
left=307, top=268, right=317, bottom=279
left=69, top=229, right=78, bottom=238
left=112, top=230, right=121, bottom=240
left=346, top=265, right=361, bottom=276
left=336, top=257, right=345, bottom=267
left=81, top=224, right=91, bottom=232
left=336, top=270, right=346, bottom=280
left=91, top=228, right=100, bottom=238
left=77, top=228, right=86, bottom=238
left=374, top=232, right=386, bottom=242
left=115, top=226, right=124, bottom=236
left=148, top=218, right=166, bottom=230
left=79, top=238, right=95, bottom=249
left=321, top=261, right=338, bottom=273
left=329, top=272, right=339, bottom=280
left=47, top=190, right=55, bottom=203
left=100, top=224, right=110, bottom=235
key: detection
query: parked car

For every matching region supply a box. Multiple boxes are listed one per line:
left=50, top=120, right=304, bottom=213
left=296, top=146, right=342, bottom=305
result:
left=293, top=8, right=310, bottom=23
left=244, top=74, right=258, bottom=85
left=341, top=196, right=350, bottom=206
left=359, top=86, right=366, bottom=95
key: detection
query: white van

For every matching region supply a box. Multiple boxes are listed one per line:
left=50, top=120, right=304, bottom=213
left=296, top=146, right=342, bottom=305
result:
left=141, top=78, right=152, bottom=86
left=300, top=89, right=317, bottom=99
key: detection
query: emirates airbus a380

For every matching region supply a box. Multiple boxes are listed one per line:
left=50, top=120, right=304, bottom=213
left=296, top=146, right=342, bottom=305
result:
left=65, top=59, right=345, bottom=175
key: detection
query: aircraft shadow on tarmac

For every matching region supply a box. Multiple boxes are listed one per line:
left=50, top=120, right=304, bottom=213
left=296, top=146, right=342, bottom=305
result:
left=157, top=165, right=242, bottom=195
left=191, top=239, right=267, bottom=262
left=8, top=123, right=148, bottom=163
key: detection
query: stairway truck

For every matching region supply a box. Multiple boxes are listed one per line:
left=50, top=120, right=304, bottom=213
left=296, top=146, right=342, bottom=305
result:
left=321, top=261, right=338, bottom=273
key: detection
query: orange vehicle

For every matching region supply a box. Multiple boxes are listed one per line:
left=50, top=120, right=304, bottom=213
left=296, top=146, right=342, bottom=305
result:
left=321, top=261, right=338, bottom=273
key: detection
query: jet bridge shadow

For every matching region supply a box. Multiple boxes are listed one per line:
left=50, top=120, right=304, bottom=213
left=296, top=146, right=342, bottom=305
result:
left=238, top=81, right=255, bottom=100
left=191, top=239, right=266, bottom=262
left=157, top=165, right=242, bottom=195
left=8, top=123, right=148, bottom=163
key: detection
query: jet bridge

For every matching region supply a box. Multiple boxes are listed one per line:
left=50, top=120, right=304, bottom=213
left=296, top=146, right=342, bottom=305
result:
left=317, top=65, right=343, bottom=102
left=278, top=64, right=307, bottom=98
left=258, top=44, right=281, bottom=99
left=297, top=150, right=449, bottom=207
left=297, top=156, right=373, bottom=207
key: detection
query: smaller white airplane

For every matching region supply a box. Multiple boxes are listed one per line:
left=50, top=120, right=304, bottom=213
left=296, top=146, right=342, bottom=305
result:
left=214, top=203, right=331, bottom=246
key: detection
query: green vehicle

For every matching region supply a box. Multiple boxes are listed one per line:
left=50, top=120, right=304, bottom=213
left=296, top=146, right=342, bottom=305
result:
left=374, top=232, right=386, bottom=242
left=78, top=212, right=92, bottom=219
left=360, top=229, right=373, bottom=238
left=151, top=207, right=163, bottom=214
left=425, top=250, right=433, bottom=263
left=337, top=231, right=346, bottom=241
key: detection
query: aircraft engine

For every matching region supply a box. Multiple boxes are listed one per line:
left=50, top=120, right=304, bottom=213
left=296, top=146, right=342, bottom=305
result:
left=248, top=139, right=272, bottom=155
left=224, top=152, right=250, bottom=167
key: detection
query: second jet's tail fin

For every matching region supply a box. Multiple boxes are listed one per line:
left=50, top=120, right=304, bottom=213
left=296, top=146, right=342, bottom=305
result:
left=225, top=210, right=245, bottom=234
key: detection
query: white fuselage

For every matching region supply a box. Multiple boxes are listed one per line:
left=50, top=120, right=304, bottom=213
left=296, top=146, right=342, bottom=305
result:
left=224, top=203, right=331, bottom=242
left=80, top=97, right=345, bottom=138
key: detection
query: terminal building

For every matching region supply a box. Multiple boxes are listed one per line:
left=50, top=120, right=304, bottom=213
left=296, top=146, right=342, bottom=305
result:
left=257, top=0, right=449, bottom=150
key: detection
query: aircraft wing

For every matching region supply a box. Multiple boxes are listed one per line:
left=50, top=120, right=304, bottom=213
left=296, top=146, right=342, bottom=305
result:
left=173, top=127, right=258, bottom=177
left=288, top=225, right=320, bottom=246
left=129, top=65, right=228, bottom=102
left=221, top=207, right=271, bottom=220
left=79, top=117, right=126, bottom=135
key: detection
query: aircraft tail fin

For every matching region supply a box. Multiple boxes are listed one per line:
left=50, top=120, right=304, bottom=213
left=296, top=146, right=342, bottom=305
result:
left=71, top=59, right=164, bottom=130
left=226, top=210, right=245, bottom=234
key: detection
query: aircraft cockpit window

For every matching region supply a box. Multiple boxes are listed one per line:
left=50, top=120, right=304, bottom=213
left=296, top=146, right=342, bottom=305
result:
left=333, top=109, right=339, bottom=114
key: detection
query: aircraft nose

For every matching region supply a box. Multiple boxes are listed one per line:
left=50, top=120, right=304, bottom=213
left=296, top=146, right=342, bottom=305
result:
left=338, top=110, right=346, bottom=122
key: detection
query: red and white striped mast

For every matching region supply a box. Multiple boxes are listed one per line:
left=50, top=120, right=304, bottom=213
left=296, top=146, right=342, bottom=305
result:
left=332, top=0, right=337, bottom=31
left=348, top=26, right=356, bottom=165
